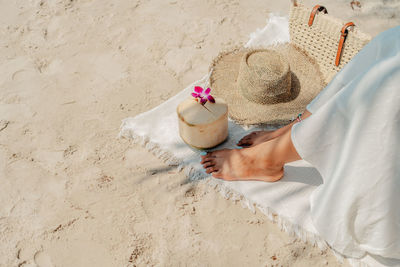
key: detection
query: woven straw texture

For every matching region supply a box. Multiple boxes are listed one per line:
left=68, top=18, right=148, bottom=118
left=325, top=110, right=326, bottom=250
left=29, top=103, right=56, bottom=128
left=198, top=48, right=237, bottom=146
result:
left=238, top=50, right=291, bottom=104
left=209, top=44, right=325, bottom=125
left=289, top=2, right=371, bottom=83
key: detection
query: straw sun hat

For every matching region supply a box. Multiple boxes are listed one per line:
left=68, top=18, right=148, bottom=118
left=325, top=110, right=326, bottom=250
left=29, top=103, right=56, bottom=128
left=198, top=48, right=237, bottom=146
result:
left=209, top=44, right=326, bottom=125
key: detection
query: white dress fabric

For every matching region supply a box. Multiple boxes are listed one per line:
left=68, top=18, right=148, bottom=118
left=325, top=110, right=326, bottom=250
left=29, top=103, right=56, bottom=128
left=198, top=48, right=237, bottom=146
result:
left=291, top=26, right=400, bottom=260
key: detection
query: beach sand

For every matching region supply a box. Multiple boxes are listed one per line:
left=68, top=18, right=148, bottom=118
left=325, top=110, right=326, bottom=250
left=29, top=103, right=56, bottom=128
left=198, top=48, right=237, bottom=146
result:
left=0, top=0, right=398, bottom=266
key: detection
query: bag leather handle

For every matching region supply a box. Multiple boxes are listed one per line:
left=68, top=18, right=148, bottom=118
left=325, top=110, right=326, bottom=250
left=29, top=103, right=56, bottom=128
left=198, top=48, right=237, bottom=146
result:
left=308, top=5, right=328, bottom=26
left=335, top=22, right=355, bottom=66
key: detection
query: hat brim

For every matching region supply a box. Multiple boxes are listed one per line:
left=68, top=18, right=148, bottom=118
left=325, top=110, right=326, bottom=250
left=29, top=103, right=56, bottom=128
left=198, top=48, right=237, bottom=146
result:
left=209, top=44, right=326, bottom=125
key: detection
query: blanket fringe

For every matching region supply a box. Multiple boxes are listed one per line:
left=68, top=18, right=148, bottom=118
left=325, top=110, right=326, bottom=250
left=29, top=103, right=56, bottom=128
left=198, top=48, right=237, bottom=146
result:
left=119, top=124, right=372, bottom=267
left=119, top=125, right=181, bottom=166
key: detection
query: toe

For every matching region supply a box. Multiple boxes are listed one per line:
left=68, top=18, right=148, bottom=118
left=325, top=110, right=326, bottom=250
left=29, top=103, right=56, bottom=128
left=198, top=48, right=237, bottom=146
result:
left=206, top=167, right=219, bottom=174
left=237, top=139, right=246, bottom=145
left=202, top=161, right=215, bottom=168
left=211, top=171, right=223, bottom=179
left=200, top=156, right=215, bottom=164
left=238, top=134, right=252, bottom=142
left=207, top=151, right=215, bottom=156
left=237, top=136, right=253, bottom=146
left=238, top=141, right=252, bottom=147
left=201, top=151, right=214, bottom=158
left=237, top=136, right=246, bottom=143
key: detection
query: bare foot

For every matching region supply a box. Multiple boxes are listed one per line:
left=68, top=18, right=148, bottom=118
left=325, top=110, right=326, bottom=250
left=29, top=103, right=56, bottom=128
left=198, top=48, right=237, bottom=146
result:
left=237, top=110, right=312, bottom=147
left=201, top=129, right=301, bottom=182
left=201, top=146, right=283, bottom=182
left=236, top=130, right=276, bottom=147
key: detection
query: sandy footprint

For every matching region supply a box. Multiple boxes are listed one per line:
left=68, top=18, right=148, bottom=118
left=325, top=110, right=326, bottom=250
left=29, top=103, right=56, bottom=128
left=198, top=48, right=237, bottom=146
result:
left=63, top=144, right=77, bottom=158
left=0, top=120, right=9, bottom=132
left=11, top=69, right=28, bottom=81
left=127, top=233, right=153, bottom=266
left=34, top=251, right=53, bottom=267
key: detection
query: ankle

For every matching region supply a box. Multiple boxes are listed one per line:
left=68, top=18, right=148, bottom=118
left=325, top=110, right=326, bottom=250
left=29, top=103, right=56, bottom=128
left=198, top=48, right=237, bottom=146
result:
left=261, top=129, right=301, bottom=166
left=279, top=128, right=301, bottom=164
left=254, top=140, right=285, bottom=168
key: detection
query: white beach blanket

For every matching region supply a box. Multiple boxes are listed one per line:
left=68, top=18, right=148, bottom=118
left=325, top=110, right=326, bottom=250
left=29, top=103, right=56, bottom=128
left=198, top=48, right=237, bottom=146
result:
left=119, top=15, right=400, bottom=267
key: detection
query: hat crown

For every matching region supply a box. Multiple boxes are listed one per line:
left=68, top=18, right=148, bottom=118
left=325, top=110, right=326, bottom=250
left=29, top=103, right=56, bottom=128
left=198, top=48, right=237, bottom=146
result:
left=238, top=50, right=291, bottom=104
left=208, top=44, right=325, bottom=125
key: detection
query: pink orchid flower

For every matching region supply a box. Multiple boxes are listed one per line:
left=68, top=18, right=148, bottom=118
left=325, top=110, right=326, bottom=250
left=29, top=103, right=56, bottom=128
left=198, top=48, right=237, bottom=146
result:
left=191, top=86, right=215, bottom=105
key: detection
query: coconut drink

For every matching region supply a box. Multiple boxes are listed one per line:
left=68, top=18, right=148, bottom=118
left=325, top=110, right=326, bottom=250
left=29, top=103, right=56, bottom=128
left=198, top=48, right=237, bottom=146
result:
left=177, top=86, right=228, bottom=149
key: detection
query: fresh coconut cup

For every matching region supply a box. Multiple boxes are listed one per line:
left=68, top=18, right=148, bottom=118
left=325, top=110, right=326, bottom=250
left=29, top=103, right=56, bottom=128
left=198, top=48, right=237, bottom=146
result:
left=177, top=97, right=228, bottom=149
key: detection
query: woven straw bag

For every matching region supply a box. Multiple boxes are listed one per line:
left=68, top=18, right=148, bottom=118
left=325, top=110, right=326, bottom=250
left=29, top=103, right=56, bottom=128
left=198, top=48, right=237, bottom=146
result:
left=289, top=0, right=371, bottom=83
